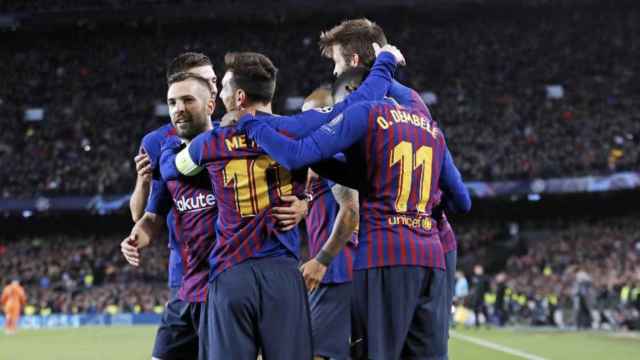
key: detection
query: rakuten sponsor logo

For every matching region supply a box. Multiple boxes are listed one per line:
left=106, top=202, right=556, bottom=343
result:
left=174, top=193, right=216, bottom=212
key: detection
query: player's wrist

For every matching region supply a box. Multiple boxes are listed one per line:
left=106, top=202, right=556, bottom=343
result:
left=315, top=249, right=334, bottom=267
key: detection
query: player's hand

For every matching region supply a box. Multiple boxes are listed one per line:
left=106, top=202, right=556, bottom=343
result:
left=373, top=42, right=406, bottom=66
left=300, top=258, right=327, bottom=292
left=134, top=152, right=152, bottom=184
left=273, top=195, right=308, bottom=231
left=121, top=235, right=141, bottom=267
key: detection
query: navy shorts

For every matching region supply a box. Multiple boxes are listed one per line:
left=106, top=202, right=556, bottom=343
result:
left=152, top=294, right=203, bottom=360
left=351, top=266, right=448, bottom=360
left=308, top=282, right=352, bottom=359
left=202, top=256, right=313, bottom=360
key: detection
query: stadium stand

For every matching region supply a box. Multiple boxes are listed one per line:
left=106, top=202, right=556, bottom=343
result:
left=1, top=3, right=639, bottom=197
left=0, top=235, right=169, bottom=314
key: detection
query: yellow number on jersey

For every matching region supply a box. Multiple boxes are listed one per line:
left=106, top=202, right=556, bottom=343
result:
left=388, top=141, right=433, bottom=213
left=223, top=155, right=293, bottom=217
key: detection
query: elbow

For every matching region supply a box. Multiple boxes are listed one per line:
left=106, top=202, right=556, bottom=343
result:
left=446, top=194, right=471, bottom=214
left=131, top=210, right=142, bottom=223
left=456, top=195, right=472, bottom=214
left=460, top=197, right=472, bottom=214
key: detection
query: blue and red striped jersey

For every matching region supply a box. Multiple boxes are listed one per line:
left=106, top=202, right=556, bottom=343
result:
left=140, top=124, right=184, bottom=289
left=388, top=80, right=460, bottom=255
left=162, top=126, right=307, bottom=281
left=387, top=80, right=434, bottom=122
left=167, top=212, right=183, bottom=289
left=305, top=175, right=355, bottom=284
left=146, top=136, right=218, bottom=303
left=437, top=213, right=457, bottom=253
left=240, top=99, right=471, bottom=270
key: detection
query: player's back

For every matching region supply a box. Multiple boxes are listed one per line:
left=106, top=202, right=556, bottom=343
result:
left=191, top=126, right=307, bottom=279
left=347, top=99, right=447, bottom=271
left=388, top=81, right=459, bottom=254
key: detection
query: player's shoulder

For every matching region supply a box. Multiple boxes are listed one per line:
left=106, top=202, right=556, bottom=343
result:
left=142, top=123, right=176, bottom=146
left=190, top=124, right=236, bottom=147
left=344, top=99, right=387, bottom=113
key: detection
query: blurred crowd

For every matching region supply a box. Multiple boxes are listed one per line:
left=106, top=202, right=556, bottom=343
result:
left=1, top=4, right=639, bottom=199
left=455, top=216, right=640, bottom=330
left=0, top=0, right=234, bottom=13
left=3, top=214, right=639, bottom=325
left=0, top=235, right=169, bottom=315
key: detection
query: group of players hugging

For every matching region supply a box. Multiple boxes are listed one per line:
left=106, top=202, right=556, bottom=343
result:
left=121, top=18, right=471, bottom=360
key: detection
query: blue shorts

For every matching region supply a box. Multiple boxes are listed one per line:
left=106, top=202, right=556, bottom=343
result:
left=202, top=256, right=313, bottom=360
left=351, top=266, right=448, bottom=360
left=152, top=294, right=203, bottom=360
left=308, top=282, right=352, bottom=359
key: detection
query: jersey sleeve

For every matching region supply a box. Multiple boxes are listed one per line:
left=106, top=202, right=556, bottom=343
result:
left=141, top=132, right=163, bottom=179
left=339, top=51, right=396, bottom=107
left=173, top=131, right=210, bottom=177
left=159, top=136, right=183, bottom=181
left=244, top=102, right=371, bottom=170
left=237, top=51, right=397, bottom=138
left=439, top=148, right=471, bottom=213
left=310, top=156, right=360, bottom=190
left=160, top=132, right=211, bottom=179
left=144, top=178, right=172, bottom=216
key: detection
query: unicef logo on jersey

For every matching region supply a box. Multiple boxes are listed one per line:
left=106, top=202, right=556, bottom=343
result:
left=174, top=193, right=216, bottom=213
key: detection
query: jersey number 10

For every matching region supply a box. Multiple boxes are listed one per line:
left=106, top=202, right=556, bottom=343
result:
left=389, top=141, right=433, bottom=213
left=223, top=155, right=293, bottom=217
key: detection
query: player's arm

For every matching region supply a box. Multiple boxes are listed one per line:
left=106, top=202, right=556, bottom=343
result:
left=301, top=183, right=359, bottom=291
left=129, top=149, right=153, bottom=221
left=242, top=102, right=370, bottom=170
left=121, top=179, right=172, bottom=266
left=162, top=132, right=213, bottom=180
left=130, top=135, right=160, bottom=221
left=310, top=155, right=360, bottom=189
left=439, top=148, right=471, bottom=213
left=130, top=176, right=150, bottom=221
left=234, top=48, right=400, bottom=138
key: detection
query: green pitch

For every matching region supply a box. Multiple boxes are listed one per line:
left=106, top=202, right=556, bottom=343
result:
left=0, top=326, right=638, bottom=359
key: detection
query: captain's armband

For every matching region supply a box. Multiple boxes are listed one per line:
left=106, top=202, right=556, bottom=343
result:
left=175, top=145, right=203, bottom=176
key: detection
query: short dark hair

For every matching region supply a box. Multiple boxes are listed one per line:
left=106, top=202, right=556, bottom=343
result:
left=332, top=66, right=369, bottom=102
left=167, top=71, right=213, bottom=95
left=224, top=52, right=277, bottom=104
left=319, top=18, right=387, bottom=68
left=166, top=52, right=212, bottom=80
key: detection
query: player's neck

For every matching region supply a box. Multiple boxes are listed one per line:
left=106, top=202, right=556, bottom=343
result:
left=246, top=102, right=272, bottom=115
left=182, top=117, right=213, bottom=144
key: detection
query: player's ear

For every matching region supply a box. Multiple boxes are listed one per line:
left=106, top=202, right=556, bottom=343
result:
left=206, top=98, right=215, bottom=115
left=235, top=89, right=247, bottom=109
left=350, top=53, right=359, bottom=67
